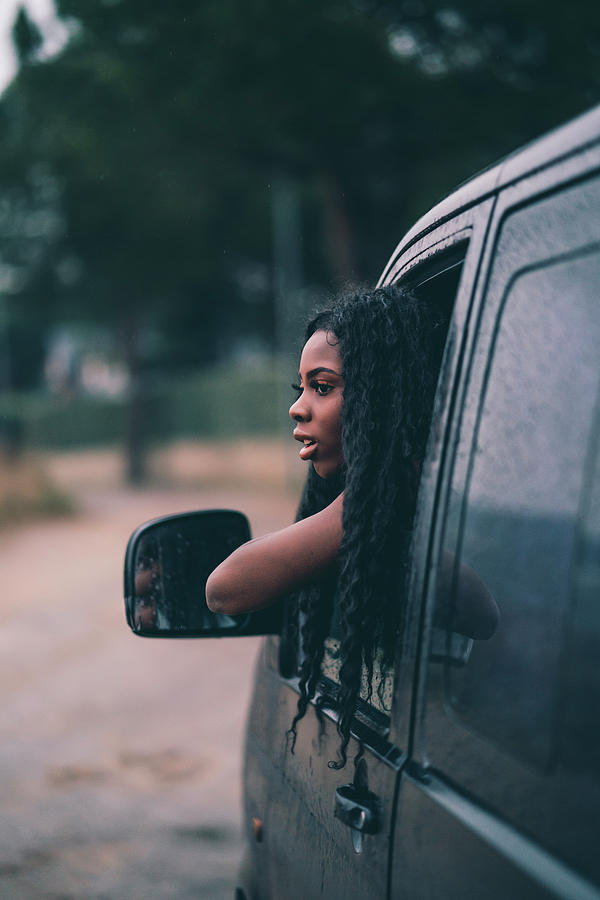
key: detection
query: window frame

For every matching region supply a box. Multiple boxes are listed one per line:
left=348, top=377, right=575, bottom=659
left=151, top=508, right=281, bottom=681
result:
left=382, top=201, right=496, bottom=753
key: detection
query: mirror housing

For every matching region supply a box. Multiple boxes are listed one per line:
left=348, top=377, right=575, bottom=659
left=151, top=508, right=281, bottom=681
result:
left=124, top=509, right=282, bottom=638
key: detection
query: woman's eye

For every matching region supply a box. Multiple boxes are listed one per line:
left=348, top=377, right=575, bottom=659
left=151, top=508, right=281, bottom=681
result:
left=291, top=382, right=302, bottom=396
left=310, top=380, right=333, bottom=396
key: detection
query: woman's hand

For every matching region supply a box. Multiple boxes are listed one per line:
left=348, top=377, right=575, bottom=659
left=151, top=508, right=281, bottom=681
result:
left=206, top=492, right=344, bottom=616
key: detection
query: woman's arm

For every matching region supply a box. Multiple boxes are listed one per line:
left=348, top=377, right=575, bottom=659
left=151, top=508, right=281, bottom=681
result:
left=206, top=492, right=343, bottom=615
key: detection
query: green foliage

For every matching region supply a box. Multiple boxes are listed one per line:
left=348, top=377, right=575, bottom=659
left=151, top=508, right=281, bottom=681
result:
left=4, top=0, right=597, bottom=358
left=0, top=361, right=281, bottom=449
left=165, top=363, right=282, bottom=439
left=0, top=0, right=598, bottom=475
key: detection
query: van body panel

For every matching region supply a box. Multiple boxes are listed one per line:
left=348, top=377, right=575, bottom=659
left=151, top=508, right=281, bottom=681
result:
left=233, top=104, right=600, bottom=900
left=392, top=772, right=600, bottom=900
left=239, top=644, right=403, bottom=900
left=390, top=120, right=600, bottom=898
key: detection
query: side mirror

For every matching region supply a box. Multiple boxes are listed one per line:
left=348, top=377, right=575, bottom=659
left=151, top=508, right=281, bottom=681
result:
left=124, top=509, right=281, bottom=638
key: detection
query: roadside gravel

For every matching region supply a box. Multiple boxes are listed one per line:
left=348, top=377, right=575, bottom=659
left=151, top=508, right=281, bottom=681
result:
left=0, top=477, right=297, bottom=899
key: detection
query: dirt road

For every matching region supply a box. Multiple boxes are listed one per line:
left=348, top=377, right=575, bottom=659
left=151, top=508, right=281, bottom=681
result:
left=0, top=479, right=297, bottom=899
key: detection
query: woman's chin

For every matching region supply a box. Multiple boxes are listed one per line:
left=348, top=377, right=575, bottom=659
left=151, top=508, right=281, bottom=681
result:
left=312, top=460, right=342, bottom=480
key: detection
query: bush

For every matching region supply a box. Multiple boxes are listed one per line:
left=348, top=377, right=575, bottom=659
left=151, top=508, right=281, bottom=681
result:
left=0, top=360, right=284, bottom=450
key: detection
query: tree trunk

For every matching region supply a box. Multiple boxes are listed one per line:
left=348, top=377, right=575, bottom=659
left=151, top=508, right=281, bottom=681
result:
left=320, top=173, right=359, bottom=285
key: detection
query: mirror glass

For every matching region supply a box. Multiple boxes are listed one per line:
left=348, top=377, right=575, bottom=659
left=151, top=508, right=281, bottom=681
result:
left=124, top=510, right=251, bottom=636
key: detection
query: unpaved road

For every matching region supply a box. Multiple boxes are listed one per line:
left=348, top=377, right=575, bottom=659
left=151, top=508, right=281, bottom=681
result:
left=0, top=482, right=297, bottom=899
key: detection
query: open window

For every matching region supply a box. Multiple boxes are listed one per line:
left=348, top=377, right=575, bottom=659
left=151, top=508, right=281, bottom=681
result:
left=318, top=241, right=469, bottom=723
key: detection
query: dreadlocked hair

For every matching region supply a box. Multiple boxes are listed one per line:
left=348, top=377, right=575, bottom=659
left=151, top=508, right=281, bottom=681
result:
left=286, top=284, right=446, bottom=768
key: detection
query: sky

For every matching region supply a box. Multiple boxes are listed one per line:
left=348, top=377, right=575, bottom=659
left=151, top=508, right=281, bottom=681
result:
left=0, top=0, right=68, bottom=95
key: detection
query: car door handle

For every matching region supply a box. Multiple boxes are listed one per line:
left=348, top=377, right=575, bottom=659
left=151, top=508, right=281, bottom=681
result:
left=334, top=784, right=381, bottom=834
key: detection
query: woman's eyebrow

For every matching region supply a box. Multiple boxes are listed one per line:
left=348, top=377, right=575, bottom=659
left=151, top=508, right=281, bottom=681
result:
left=305, top=366, right=340, bottom=378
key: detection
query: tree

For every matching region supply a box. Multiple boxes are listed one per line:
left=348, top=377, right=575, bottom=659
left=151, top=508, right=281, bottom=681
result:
left=1, top=0, right=598, bottom=478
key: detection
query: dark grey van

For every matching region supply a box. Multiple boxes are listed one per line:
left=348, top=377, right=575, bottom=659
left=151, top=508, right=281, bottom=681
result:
left=125, top=104, right=600, bottom=900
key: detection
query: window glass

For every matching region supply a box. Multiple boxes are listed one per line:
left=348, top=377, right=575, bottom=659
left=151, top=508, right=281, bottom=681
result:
left=561, top=415, right=600, bottom=773
left=442, top=251, right=600, bottom=770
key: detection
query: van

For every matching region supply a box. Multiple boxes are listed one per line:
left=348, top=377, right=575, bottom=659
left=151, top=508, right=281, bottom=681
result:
left=124, top=104, right=600, bottom=900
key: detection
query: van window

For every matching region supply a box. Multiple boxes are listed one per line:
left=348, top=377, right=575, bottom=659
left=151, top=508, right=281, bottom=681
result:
left=443, top=250, right=600, bottom=769
left=319, top=248, right=466, bottom=718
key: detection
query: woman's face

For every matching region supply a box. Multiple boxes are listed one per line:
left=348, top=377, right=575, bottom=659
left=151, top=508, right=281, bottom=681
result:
left=289, top=329, right=344, bottom=479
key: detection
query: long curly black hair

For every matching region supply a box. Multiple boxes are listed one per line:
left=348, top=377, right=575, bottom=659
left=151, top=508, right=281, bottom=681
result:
left=286, top=283, right=446, bottom=768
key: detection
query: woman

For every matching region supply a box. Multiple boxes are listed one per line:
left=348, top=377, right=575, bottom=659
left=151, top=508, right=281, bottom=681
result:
left=207, top=284, right=447, bottom=767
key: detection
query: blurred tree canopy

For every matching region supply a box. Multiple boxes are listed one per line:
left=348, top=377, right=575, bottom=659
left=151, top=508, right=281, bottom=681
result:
left=0, top=0, right=598, bottom=475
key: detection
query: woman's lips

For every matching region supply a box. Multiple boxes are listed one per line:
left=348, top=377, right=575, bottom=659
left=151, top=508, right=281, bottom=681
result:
left=299, top=439, right=317, bottom=461
left=293, top=430, right=318, bottom=461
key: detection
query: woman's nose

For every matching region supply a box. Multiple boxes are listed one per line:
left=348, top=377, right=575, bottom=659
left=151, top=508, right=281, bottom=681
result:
left=289, top=394, right=309, bottom=422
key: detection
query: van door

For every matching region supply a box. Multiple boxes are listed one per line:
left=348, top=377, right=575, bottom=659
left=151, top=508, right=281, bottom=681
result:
left=242, top=645, right=402, bottom=900
left=391, top=156, right=600, bottom=897
left=238, top=201, right=493, bottom=900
